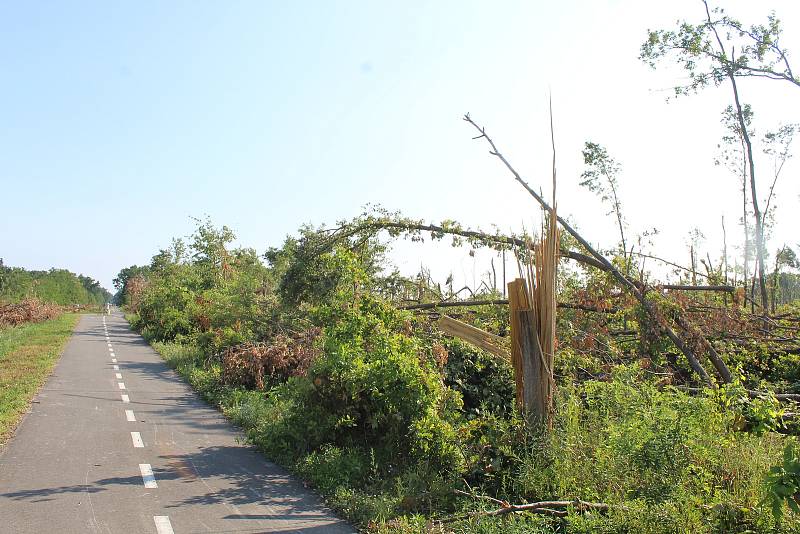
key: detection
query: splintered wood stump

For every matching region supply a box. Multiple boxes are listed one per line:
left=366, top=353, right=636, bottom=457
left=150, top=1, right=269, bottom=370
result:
left=508, top=278, right=553, bottom=428
left=508, top=279, right=527, bottom=410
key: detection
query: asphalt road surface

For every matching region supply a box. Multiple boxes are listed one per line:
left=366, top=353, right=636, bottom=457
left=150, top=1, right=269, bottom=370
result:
left=0, top=312, right=354, bottom=533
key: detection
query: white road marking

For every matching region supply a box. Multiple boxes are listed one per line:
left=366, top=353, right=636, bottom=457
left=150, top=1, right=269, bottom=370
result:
left=153, top=516, right=174, bottom=534
left=121, top=394, right=130, bottom=403
left=115, top=373, right=122, bottom=379
left=111, top=358, right=117, bottom=363
left=107, top=343, right=112, bottom=347
left=118, top=382, right=126, bottom=390
left=139, top=464, right=157, bottom=488
left=125, top=409, right=135, bottom=421
left=113, top=365, right=119, bottom=370
left=131, top=431, right=144, bottom=448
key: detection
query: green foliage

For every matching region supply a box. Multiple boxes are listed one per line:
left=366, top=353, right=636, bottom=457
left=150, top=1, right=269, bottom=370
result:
left=122, top=220, right=275, bottom=352
left=640, top=5, right=798, bottom=95
left=711, top=380, right=783, bottom=435
left=764, top=439, right=800, bottom=520
left=112, top=264, right=149, bottom=305
left=295, top=444, right=370, bottom=494
left=0, top=261, right=110, bottom=305
left=266, top=224, right=386, bottom=308
left=254, top=296, right=464, bottom=477
left=441, top=338, right=514, bottom=417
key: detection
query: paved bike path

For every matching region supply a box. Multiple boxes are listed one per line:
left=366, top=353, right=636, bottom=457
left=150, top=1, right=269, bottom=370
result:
left=0, top=313, right=353, bottom=533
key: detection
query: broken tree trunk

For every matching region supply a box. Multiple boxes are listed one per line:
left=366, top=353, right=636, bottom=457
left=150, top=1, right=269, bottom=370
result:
left=509, top=277, right=554, bottom=428
left=464, top=113, right=719, bottom=386
left=437, top=315, right=509, bottom=361
left=508, top=279, right=527, bottom=410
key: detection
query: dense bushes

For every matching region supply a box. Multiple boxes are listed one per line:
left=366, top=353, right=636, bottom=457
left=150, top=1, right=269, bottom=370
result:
left=129, top=222, right=275, bottom=353
left=441, top=338, right=514, bottom=417
left=247, top=298, right=463, bottom=480
left=120, top=218, right=800, bottom=532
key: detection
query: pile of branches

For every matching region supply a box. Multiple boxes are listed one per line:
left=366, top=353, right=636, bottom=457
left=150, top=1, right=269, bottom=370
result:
left=0, top=298, right=62, bottom=327
left=666, top=294, right=800, bottom=354
left=220, top=327, right=322, bottom=389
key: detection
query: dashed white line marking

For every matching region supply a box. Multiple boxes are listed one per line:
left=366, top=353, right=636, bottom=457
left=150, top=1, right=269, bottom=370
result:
left=118, top=382, right=126, bottom=390
left=131, top=431, right=144, bottom=448
left=111, top=358, right=117, bottom=363
left=139, top=464, right=157, bottom=488
left=121, top=394, right=130, bottom=403
left=115, top=373, right=123, bottom=379
left=125, top=409, right=135, bottom=421
left=107, top=343, right=112, bottom=348
left=153, top=516, right=174, bottom=534
left=113, top=365, right=119, bottom=370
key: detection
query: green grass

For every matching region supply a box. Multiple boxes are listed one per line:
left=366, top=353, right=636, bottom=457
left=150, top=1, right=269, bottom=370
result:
left=0, top=313, right=79, bottom=445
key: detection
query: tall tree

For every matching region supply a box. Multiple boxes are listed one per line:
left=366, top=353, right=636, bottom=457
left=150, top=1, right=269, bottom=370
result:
left=640, top=0, right=797, bottom=309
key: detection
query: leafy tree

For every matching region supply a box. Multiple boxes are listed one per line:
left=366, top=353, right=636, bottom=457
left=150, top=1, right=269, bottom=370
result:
left=266, top=223, right=388, bottom=308
left=190, top=217, right=236, bottom=288
left=640, top=0, right=798, bottom=310
left=580, top=142, right=628, bottom=267
left=640, top=3, right=799, bottom=94
left=113, top=265, right=150, bottom=305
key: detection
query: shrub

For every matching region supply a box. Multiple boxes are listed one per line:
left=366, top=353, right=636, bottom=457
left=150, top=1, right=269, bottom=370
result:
left=252, top=296, right=464, bottom=479
left=765, top=438, right=800, bottom=520
left=441, top=338, right=514, bottom=417
left=220, top=327, right=322, bottom=389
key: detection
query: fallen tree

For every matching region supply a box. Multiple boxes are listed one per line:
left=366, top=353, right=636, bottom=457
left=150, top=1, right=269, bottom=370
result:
left=463, top=113, right=729, bottom=385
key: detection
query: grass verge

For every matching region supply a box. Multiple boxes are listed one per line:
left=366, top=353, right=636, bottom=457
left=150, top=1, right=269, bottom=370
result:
left=0, top=313, right=79, bottom=445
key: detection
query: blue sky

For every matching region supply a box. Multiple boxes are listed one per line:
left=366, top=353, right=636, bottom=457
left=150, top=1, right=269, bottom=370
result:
left=2, top=1, right=799, bottom=291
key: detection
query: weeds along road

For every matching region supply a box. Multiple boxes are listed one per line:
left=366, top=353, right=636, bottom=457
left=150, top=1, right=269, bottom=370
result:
left=0, top=312, right=353, bottom=534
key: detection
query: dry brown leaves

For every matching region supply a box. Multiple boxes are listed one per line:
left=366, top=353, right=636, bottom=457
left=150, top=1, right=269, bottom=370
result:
left=0, top=298, right=63, bottom=327
left=220, top=327, right=322, bottom=389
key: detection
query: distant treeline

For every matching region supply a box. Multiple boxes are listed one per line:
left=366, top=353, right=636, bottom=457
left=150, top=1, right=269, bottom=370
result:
left=0, top=259, right=111, bottom=306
